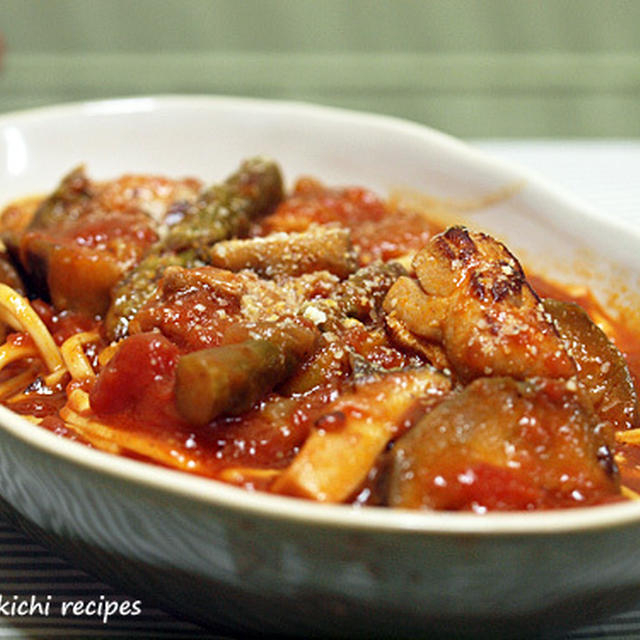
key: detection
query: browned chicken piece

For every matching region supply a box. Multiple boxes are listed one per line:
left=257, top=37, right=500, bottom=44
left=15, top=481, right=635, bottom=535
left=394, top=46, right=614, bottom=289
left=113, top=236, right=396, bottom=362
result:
left=387, top=376, right=620, bottom=511
left=383, top=278, right=450, bottom=370
left=383, top=226, right=576, bottom=381
left=544, top=298, right=639, bottom=431
left=130, top=265, right=334, bottom=352
left=126, top=264, right=323, bottom=424
left=209, top=225, right=358, bottom=279
left=130, top=266, right=276, bottom=351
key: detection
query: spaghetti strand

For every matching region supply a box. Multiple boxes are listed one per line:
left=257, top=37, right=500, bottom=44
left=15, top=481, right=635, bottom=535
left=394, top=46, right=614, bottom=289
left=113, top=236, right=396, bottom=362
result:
left=0, top=284, right=64, bottom=373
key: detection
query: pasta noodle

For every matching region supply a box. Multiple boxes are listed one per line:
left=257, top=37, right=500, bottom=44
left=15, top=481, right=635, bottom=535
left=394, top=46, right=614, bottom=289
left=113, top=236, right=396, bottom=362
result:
left=0, top=283, right=63, bottom=373
left=60, top=331, right=100, bottom=381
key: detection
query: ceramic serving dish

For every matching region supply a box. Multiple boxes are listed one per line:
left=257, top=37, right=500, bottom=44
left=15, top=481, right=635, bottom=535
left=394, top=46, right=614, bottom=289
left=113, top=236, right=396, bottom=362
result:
left=2, top=96, right=640, bottom=639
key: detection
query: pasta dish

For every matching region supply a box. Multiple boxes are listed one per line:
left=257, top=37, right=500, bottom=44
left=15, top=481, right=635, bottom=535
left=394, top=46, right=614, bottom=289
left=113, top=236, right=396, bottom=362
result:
left=0, top=157, right=639, bottom=511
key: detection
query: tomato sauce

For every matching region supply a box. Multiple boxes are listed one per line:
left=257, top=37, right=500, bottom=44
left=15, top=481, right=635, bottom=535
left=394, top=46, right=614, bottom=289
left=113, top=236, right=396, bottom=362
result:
left=23, top=232, right=640, bottom=495
left=259, top=178, right=441, bottom=263
left=5, top=172, right=640, bottom=507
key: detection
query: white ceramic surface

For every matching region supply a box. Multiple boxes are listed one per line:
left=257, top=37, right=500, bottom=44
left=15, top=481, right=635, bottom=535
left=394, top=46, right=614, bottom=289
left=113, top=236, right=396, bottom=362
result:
left=2, top=96, right=640, bottom=638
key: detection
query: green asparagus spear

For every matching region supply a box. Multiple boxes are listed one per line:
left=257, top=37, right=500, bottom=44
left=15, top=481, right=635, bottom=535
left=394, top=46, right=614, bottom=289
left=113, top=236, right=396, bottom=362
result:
left=174, top=320, right=317, bottom=425
left=105, top=157, right=284, bottom=340
left=164, top=156, right=284, bottom=256
left=105, top=250, right=201, bottom=339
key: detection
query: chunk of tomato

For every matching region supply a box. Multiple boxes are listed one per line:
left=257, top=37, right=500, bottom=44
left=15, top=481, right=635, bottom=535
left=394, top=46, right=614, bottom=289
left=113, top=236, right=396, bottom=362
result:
left=90, top=332, right=179, bottom=417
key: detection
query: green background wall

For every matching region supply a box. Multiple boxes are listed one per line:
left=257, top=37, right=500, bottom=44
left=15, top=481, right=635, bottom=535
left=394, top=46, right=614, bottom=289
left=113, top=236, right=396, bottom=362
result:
left=2, top=0, right=640, bottom=138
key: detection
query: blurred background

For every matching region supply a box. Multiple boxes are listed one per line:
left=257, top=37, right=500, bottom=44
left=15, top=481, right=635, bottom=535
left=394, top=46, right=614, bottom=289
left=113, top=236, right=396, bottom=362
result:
left=2, top=0, right=640, bottom=139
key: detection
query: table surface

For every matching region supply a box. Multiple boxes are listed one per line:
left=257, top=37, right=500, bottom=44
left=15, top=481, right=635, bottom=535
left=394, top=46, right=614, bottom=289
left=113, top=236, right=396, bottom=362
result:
left=1, top=139, right=640, bottom=639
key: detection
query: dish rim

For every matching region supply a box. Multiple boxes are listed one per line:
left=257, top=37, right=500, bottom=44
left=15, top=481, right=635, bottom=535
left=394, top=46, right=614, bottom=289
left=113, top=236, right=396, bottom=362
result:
left=2, top=94, right=640, bottom=537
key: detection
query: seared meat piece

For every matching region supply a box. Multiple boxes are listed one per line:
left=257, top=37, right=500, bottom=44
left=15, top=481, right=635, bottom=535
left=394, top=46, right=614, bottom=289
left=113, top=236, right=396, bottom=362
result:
left=387, top=376, right=620, bottom=511
left=129, top=266, right=263, bottom=352
left=544, top=298, right=639, bottom=431
left=126, top=262, right=321, bottom=425
left=383, top=226, right=575, bottom=381
left=383, top=276, right=450, bottom=369
left=129, top=265, right=333, bottom=353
